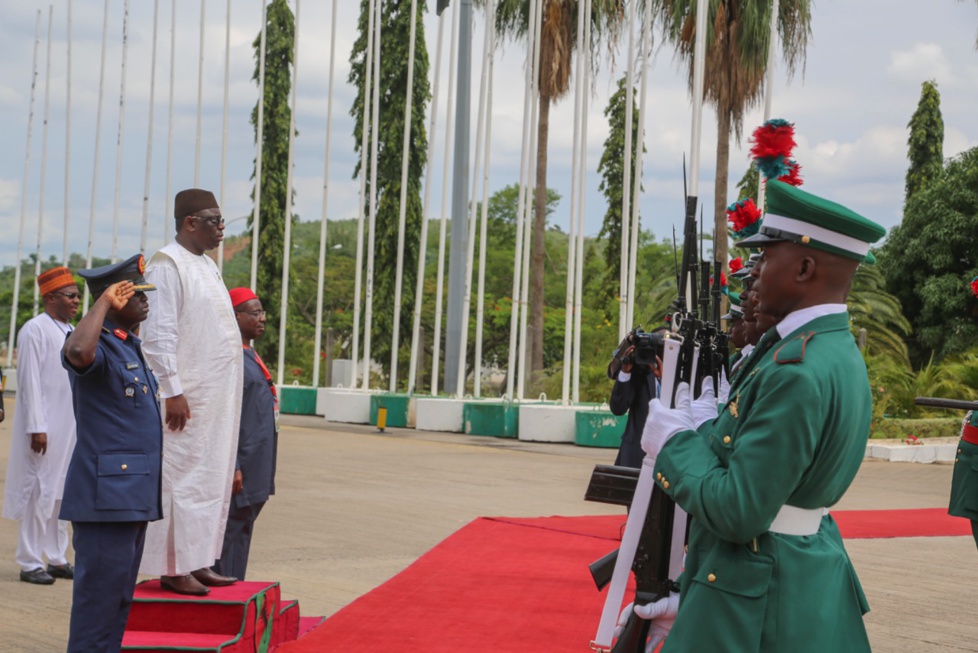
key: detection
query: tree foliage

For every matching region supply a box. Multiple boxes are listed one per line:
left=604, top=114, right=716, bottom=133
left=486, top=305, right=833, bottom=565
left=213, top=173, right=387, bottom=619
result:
left=487, top=0, right=626, bottom=375
left=597, top=75, right=643, bottom=305
left=250, top=0, right=296, bottom=362
left=905, top=80, right=944, bottom=202
left=879, top=146, right=978, bottom=364
left=349, top=0, right=431, bottom=384
left=655, top=0, right=812, bottom=266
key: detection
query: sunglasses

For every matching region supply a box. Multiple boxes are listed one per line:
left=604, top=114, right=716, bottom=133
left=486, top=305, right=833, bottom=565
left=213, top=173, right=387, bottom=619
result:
left=52, top=291, right=81, bottom=300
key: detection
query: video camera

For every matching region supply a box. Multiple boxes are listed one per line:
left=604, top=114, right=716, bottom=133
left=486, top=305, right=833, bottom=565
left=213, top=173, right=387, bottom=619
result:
left=624, top=327, right=666, bottom=367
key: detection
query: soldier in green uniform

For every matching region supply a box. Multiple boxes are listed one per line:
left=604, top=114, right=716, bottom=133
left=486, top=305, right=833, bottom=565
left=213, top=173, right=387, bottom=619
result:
left=948, top=277, right=978, bottom=551
left=634, top=180, right=885, bottom=652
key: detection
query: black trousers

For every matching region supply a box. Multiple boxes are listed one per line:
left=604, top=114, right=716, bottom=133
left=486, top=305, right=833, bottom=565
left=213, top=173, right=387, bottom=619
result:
left=213, top=501, right=265, bottom=580
left=67, top=521, right=147, bottom=653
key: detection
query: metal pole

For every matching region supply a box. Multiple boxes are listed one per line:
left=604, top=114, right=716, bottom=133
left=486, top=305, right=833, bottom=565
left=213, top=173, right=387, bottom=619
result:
left=164, top=0, right=176, bottom=246
left=443, top=0, right=472, bottom=395
left=312, top=0, right=338, bottom=388
left=194, top=0, right=206, bottom=186
left=250, top=0, right=268, bottom=292
left=361, top=0, right=382, bottom=390
left=141, top=0, right=161, bottom=255
left=62, top=0, right=72, bottom=266
left=562, top=0, right=585, bottom=405
left=505, top=0, right=537, bottom=400
left=276, top=0, right=299, bottom=388
left=756, top=0, right=781, bottom=211
left=349, top=0, right=378, bottom=388
left=626, top=0, right=653, bottom=331
left=407, top=8, right=445, bottom=396
left=517, top=0, right=543, bottom=400
left=430, top=2, right=459, bottom=396
left=82, top=0, right=111, bottom=313
left=110, top=0, right=130, bottom=264
left=33, top=6, right=54, bottom=318
left=8, top=11, right=41, bottom=367
left=454, top=0, right=491, bottom=398
left=389, top=0, right=420, bottom=393
left=619, top=0, right=638, bottom=340
left=472, top=6, right=495, bottom=398
left=573, top=0, right=593, bottom=404
left=217, top=0, right=231, bottom=269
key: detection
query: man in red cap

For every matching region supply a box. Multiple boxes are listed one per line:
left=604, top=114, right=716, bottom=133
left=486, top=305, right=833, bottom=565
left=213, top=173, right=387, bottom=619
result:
left=139, top=189, right=243, bottom=595
left=3, top=266, right=79, bottom=584
left=212, top=288, right=279, bottom=579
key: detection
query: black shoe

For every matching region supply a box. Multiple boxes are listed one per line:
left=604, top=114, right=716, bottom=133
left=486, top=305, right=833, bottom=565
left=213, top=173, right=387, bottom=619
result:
left=20, top=568, right=55, bottom=585
left=46, top=563, right=74, bottom=579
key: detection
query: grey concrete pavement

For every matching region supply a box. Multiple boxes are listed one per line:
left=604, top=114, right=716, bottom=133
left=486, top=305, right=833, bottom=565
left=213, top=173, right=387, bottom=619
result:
left=0, top=410, right=976, bottom=652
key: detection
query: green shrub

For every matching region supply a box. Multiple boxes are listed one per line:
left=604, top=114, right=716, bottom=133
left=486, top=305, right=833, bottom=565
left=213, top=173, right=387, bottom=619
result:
left=869, top=417, right=963, bottom=440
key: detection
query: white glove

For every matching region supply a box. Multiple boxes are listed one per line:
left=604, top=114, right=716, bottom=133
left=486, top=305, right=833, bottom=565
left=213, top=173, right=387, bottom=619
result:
left=614, top=592, right=681, bottom=653
left=691, top=377, right=718, bottom=429
left=641, top=382, right=694, bottom=459
left=717, top=369, right=731, bottom=405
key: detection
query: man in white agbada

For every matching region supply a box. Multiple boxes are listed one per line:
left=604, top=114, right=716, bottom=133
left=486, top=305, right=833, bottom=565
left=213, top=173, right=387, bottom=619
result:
left=139, top=188, right=243, bottom=596
left=3, top=266, right=79, bottom=585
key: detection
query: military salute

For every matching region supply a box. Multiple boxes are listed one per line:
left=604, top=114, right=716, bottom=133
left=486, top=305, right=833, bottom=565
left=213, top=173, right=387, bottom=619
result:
left=635, top=180, right=885, bottom=652
left=60, top=255, right=163, bottom=653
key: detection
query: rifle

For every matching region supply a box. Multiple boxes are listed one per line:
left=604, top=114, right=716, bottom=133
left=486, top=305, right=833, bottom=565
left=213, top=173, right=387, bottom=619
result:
left=585, top=465, right=676, bottom=653
left=914, top=397, right=978, bottom=411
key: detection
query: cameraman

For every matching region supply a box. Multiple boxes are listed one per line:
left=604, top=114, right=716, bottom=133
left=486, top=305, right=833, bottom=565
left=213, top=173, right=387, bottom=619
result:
left=608, top=327, right=666, bottom=468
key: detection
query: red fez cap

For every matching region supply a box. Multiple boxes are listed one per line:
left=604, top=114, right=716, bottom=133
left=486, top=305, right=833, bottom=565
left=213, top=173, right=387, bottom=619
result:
left=37, top=267, right=76, bottom=295
left=229, top=287, right=259, bottom=308
left=174, top=188, right=219, bottom=220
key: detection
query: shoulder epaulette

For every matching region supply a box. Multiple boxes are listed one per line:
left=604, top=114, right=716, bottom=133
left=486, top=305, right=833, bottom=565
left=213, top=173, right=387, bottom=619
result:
left=773, top=331, right=816, bottom=364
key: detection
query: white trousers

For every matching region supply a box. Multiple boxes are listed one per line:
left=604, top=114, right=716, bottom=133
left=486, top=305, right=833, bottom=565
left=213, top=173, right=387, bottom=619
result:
left=15, top=491, right=69, bottom=572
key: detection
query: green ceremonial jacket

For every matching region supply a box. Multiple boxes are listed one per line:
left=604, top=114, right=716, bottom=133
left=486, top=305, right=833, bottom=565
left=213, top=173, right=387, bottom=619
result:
left=654, top=311, right=872, bottom=653
left=949, top=410, right=978, bottom=520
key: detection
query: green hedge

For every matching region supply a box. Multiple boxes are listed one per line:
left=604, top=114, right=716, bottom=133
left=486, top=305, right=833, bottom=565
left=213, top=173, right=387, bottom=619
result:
left=870, top=417, right=962, bottom=440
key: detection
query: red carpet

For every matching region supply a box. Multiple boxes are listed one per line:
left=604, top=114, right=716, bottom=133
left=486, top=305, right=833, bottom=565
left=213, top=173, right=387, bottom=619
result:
left=278, top=509, right=971, bottom=653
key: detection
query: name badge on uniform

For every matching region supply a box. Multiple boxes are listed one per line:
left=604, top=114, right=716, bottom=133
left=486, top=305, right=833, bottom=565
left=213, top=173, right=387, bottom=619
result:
left=126, top=362, right=139, bottom=370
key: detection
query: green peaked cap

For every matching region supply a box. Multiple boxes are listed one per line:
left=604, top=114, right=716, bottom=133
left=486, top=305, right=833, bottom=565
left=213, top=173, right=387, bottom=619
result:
left=722, top=294, right=743, bottom=320
left=735, top=180, right=886, bottom=261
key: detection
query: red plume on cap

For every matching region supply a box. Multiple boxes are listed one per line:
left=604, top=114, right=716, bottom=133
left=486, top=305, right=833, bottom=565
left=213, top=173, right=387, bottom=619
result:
left=727, top=198, right=762, bottom=239
left=750, top=119, right=796, bottom=180
left=729, top=257, right=744, bottom=274
left=229, top=287, right=258, bottom=308
left=778, top=160, right=804, bottom=187
left=971, top=276, right=978, bottom=298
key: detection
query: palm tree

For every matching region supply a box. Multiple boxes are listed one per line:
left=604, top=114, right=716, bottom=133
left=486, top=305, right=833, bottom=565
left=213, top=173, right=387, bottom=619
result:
left=848, top=263, right=913, bottom=365
left=655, top=0, right=813, bottom=265
left=486, top=0, right=626, bottom=376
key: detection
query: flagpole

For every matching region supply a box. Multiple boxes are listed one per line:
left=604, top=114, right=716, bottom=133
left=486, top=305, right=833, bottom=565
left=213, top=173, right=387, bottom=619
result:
left=276, top=0, right=300, bottom=388
left=193, top=0, right=206, bottom=186
left=82, top=0, right=111, bottom=313
left=311, top=0, right=338, bottom=388
left=250, top=0, right=268, bottom=292
left=7, top=11, right=41, bottom=367
left=756, top=0, right=780, bottom=211
left=217, top=0, right=231, bottom=270
left=389, top=0, right=420, bottom=393
left=62, top=0, right=72, bottom=266
left=141, top=0, right=161, bottom=255
left=163, top=0, right=176, bottom=246
left=573, top=0, right=593, bottom=404
left=33, top=6, right=54, bottom=318
left=110, top=0, right=130, bottom=264
left=361, top=0, right=382, bottom=390
left=430, top=1, right=459, bottom=396
left=619, top=0, right=638, bottom=339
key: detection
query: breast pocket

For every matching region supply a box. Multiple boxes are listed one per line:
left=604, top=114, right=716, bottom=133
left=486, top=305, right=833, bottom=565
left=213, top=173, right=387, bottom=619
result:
left=96, top=453, right=153, bottom=511
left=118, top=364, right=151, bottom=406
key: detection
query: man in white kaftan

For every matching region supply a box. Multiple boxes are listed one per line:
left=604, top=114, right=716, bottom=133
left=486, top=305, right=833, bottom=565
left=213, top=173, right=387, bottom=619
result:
left=3, top=267, right=79, bottom=584
left=139, top=189, right=243, bottom=595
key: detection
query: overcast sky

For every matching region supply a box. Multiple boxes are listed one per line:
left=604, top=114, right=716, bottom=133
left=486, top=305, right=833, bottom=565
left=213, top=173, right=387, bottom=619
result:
left=0, top=0, right=976, bottom=267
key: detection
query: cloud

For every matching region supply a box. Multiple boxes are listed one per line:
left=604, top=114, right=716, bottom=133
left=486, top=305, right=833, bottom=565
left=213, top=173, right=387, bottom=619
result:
left=887, top=43, right=955, bottom=85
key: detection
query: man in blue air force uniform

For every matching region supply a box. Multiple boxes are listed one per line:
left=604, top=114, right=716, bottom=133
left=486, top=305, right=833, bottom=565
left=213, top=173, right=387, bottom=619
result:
left=60, top=254, right=163, bottom=653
